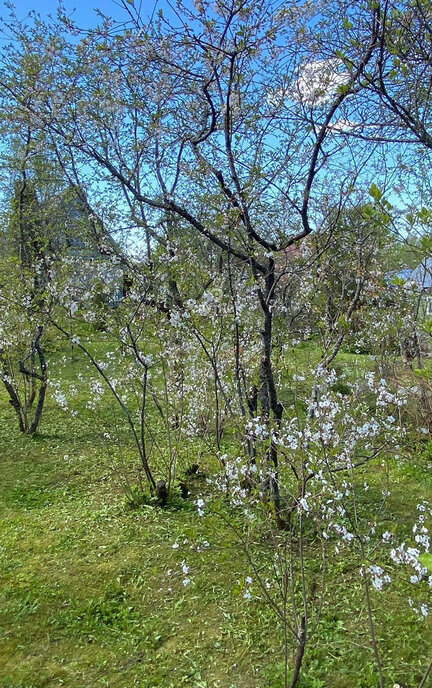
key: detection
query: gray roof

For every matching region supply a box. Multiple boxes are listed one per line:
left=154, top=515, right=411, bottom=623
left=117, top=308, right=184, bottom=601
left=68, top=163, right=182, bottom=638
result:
left=48, top=187, right=124, bottom=263
left=389, top=260, right=432, bottom=290
left=394, top=268, right=414, bottom=282
left=409, top=259, right=432, bottom=290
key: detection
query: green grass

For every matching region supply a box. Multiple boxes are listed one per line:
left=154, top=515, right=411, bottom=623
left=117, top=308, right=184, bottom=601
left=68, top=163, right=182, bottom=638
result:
left=1, top=342, right=432, bottom=687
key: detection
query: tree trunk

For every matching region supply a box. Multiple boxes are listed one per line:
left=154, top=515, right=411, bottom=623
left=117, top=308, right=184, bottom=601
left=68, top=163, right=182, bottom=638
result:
left=258, top=258, right=285, bottom=528
left=289, top=616, right=307, bottom=688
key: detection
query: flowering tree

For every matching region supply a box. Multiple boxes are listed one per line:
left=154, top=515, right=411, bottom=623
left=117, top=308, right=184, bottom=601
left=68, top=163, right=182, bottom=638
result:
left=0, top=0, right=385, bottom=522
left=0, top=131, right=52, bottom=434
left=0, top=273, right=49, bottom=435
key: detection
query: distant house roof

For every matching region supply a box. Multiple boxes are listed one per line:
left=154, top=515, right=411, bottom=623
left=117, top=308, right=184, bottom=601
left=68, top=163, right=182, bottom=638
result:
left=390, top=259, right=432, bottom=291
left=46, top=187, right=128, bottom=307
left=394, top=268, right=414, bottom=282
left=410, top=258, right=432, bottom=290
left=47, top=186, right=125, bottom=265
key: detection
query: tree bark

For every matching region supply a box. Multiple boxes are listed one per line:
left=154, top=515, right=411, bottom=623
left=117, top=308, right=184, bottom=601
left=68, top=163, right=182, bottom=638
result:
left=258, top=258, right=285, bottom=527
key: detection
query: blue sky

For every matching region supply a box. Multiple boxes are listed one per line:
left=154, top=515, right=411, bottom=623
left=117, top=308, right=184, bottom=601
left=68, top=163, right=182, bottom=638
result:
left=7, top=0, right=153, bottom=26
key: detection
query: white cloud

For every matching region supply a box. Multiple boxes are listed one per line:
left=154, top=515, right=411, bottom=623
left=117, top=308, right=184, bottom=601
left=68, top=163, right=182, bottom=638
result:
left=294, top=58, right=349, bottom=106
left=328, top=118, right=359, bottom=132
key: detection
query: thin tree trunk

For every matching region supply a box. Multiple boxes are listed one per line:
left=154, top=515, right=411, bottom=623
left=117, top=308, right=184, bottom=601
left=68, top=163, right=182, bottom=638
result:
left=258, top=258, right=285, bottom=527
left=28, top=326, right=47, bottom=435
left=289, top=616, right=307, bottom=688
left=1, top=368, right=26, bottom=433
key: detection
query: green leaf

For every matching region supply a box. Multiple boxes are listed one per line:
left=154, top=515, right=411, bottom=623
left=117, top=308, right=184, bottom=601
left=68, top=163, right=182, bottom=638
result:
left=362, top=203, right=374, bottom=217
left=419, top=207, right=431, bottom=222
left=337, top=83, right=351, bottom=96
left=419, top=553, right=432, bottom=572
left=369, top=183, right=383, bottom=202
left=421, top=236, right=432, bottom=252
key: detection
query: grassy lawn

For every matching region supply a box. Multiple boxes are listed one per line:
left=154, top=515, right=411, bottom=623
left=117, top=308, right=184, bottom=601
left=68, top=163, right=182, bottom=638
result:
left=1, top=342, right=432, bottom=687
